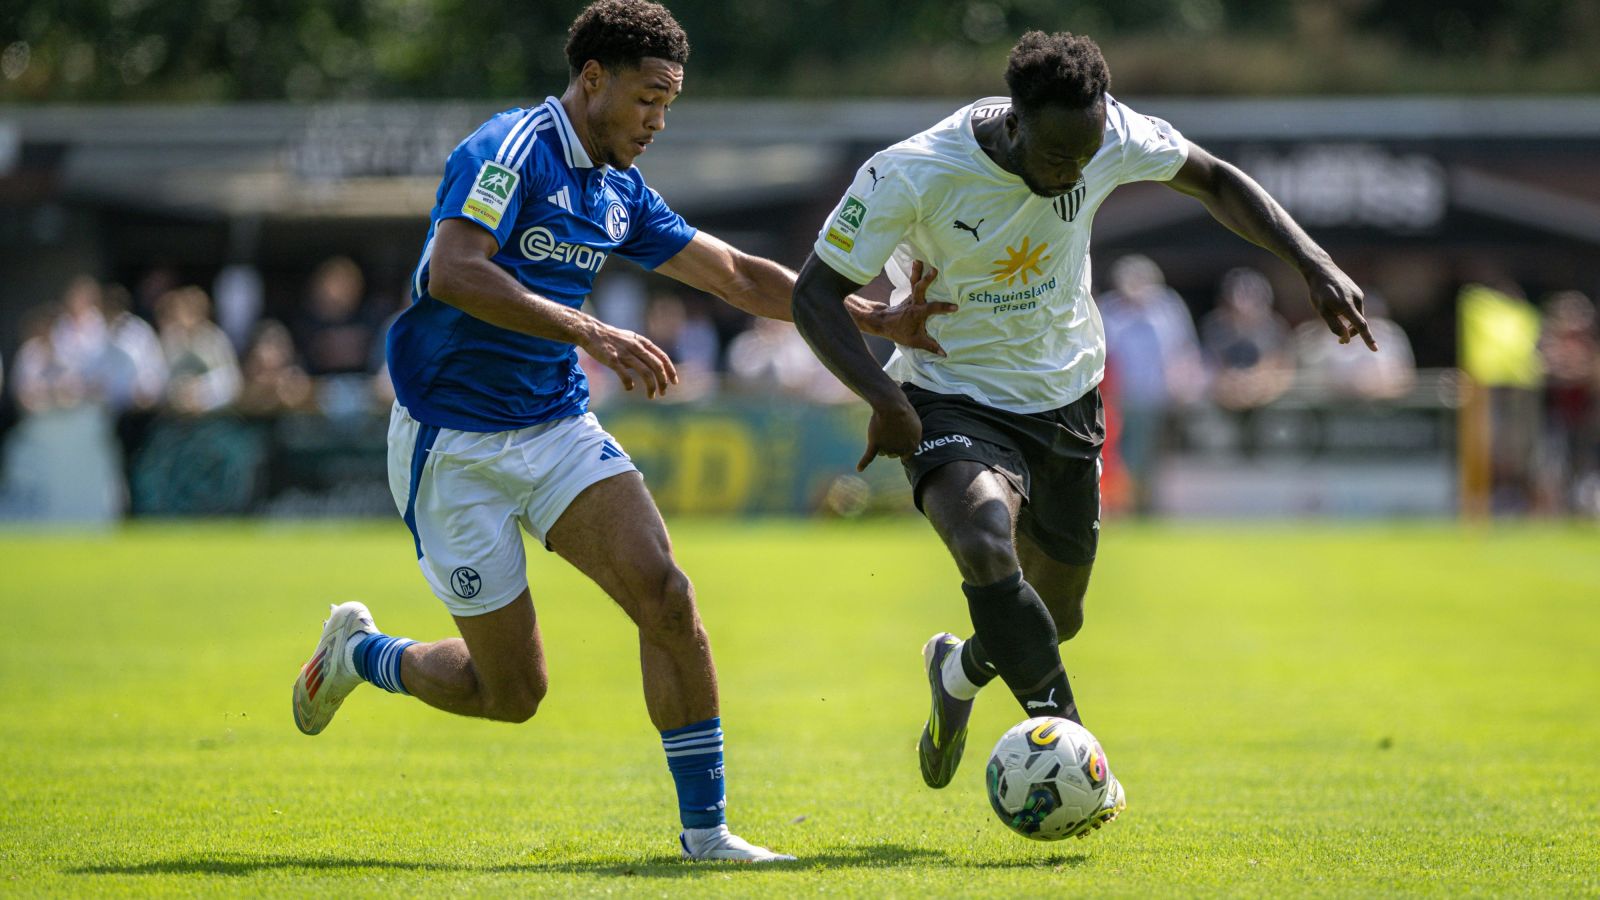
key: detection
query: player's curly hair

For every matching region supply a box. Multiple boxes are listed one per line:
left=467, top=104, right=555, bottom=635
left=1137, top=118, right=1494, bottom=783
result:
left=1005, top=30, right=1109, bottom=114
left=565, top=0, right=690, bottom=75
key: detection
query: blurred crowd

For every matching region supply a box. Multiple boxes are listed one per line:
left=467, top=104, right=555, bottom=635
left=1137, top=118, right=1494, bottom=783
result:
left=3, top=256, right=854, bottom=428
left=1096, top=255, right=1598, bottom=517
left=9, top=259, right=388, bottom=423
left=2, top=254, right=1596, bottom=519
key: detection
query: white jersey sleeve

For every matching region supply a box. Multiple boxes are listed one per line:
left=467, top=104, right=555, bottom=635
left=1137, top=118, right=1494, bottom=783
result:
left=1109, top=97, right=1189, bottom=185
left=811, top=156, right=920, bottom=285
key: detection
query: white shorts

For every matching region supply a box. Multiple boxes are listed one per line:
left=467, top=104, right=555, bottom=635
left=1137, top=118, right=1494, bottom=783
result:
left=387, top=403, right=638, bottom=616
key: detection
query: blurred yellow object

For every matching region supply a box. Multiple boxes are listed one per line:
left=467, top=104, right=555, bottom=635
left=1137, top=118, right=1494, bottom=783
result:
left=1457, top=284, right=1542, bottom=388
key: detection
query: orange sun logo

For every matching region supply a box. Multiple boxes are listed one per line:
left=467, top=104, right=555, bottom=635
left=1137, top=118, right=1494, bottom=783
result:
left=989, top=236, right=1052, bottom=286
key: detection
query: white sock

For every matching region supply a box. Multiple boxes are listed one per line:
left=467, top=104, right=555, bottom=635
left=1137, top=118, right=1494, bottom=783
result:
left=682, top=825, right=728, bottom=847
left=940, top=641, right=982, bottom=700
left=344, top=632, right=369, bottom=674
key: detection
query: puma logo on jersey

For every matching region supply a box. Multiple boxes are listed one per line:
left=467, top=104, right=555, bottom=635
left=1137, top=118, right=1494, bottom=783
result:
left=1025, top=687, right=1058, bottom=711
left=867, top=166, right=883, bottom=191
left=953, top=218, right=985, bottom=241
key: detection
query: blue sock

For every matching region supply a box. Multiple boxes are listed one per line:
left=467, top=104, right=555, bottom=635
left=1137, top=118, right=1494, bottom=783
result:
left=662, top=716, right=726, bottom=830
left=350, top=633, right=416, bottom=695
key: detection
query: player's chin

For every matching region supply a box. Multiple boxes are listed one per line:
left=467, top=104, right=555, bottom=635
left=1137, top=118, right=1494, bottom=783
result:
left=614, top=141, right=650, bottom=168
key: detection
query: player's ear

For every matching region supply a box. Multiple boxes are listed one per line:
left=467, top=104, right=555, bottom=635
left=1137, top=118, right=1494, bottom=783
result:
left=1004, top=110, right=1020, bottom=142
left=579, top=59, right=607, bottom=96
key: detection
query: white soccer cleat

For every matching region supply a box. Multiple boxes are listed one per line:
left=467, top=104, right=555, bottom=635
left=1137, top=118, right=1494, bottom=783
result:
left=291, top=601, right=377, bottom=735
left=679, top=826, right=796, bottom=862
left=1072, top=771, right=1127, bottom=839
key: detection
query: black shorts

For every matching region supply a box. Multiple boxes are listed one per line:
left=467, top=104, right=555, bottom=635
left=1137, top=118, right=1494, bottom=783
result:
left=899, top=383, right=1105, bottom=565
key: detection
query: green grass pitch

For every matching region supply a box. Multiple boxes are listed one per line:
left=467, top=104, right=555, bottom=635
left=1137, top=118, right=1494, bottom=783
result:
left=1, top=520, right=1597, bottom=896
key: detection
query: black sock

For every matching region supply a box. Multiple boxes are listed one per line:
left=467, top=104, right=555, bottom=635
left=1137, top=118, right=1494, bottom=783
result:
left=962, top=571, right=1080, bottom=724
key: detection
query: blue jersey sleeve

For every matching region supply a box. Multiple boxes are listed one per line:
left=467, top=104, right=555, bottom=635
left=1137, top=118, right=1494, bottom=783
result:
left=615, top=186, right=697, bottom=269
left=436, top=149, right=532, bottom=250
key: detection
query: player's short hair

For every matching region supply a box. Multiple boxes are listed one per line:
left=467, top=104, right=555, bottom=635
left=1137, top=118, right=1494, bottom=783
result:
left=565, top=0, right=690, bottom=76
left=1005, top=31, right=1110, bottom=115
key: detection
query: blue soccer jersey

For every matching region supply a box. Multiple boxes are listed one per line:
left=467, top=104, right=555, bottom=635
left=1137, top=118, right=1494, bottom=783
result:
left=389, top=96, right=697, bottom=432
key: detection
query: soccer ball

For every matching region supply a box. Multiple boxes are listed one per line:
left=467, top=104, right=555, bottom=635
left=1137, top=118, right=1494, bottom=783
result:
left=985, top=716, right=1112, bottom=840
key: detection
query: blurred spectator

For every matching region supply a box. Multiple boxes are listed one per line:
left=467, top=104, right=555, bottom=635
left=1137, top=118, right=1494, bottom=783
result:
left=238, top=320, right=315, bottom=414
left=369, top=284, right=411, bottom=411
left=1098, top=255, right=1203, bottom=514
left=213, top=262, right=265, bottom=353
left=726, top=316, right=853, bottom=403
left=643, top=292, right=719, bottom=401
left=1201, top=267, right=1294, bottom=409
left=100, top=283, right=169, bottom=413
left=12, top=306, right=87, bottom=413
left=1536, top=290, right=1599, bottom=514
left=155, top=286, right=241, bottom=414
left=135, top=266, right=181, bottom=320
left=1292, top=289, right=1415, bottom=400
left=50, top=275, right=110, bottom=377
left=4, top=304, right=125, bottom=522
left=294, top=256, right=376, bottom=376
left=97, top=282, right=168, bottom=497
left=296, top=256, right=380, bottom=418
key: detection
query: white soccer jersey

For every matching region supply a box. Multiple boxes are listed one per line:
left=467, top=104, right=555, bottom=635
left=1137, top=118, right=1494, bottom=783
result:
left=813, top=95, right=1189, bottom=413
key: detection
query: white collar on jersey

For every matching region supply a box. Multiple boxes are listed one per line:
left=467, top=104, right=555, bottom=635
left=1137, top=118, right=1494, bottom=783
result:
left=542, top=96, right=596, bottom=170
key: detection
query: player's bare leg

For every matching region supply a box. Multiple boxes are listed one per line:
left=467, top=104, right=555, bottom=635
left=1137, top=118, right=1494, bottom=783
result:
left=548, top=472, right=715, bottom=732
left=293, top=589, right=549, bottom=733
left=399, top=591, right=549, bottom=722
left=914, top=462, right=1018, bottom=786
left=548, top=472, right=792, bottom=863
left=1013, top=529, right=1123, bottom=835
left=913, top=462, right=1083, bottom=790
left=919, top=461, right=1075, bottom=718
left=1015, top=531, right=1092, bottom=644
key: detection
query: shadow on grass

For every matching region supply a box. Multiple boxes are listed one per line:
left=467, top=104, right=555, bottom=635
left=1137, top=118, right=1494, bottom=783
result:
left=67, top=858, right=443, bottom=877
left=962, top=852, right=1091, bottom=870
left=65, top=844, right=963, bottom=879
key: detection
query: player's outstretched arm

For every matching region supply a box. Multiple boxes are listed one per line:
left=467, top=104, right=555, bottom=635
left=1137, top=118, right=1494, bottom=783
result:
left=657, top=231, right=953, bottom=354
left=792, top=253, right=923, bottom=470
left=429, top=219, right=677, bottom=398
left=1164, top=143, right=1376, bottom=351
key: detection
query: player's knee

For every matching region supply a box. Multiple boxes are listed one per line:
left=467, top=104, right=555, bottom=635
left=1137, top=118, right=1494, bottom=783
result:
left=1043, top=578, right=1089, bottom=641
left=636, top=566, right=702, bottom=645
left=485, top=681, right=545, bottom=723
left=948, top=528, right=1019, bottom=586
left=1056, top=605, right=1085, bottom=642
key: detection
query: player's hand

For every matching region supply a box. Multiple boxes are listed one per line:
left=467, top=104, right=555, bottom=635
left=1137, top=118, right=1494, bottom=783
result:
left=858, top=398, right=922, bottom=471
left=865, top=261, right=957, bottom=356
left=1306, top=265, right=1377, bottom=352
left=578, top=321, right=678, bottom=398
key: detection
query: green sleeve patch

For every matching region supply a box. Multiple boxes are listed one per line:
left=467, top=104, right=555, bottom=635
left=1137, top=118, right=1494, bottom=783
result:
left=462, top=161, right=519, bottom=229
left=823, top=193, right=871, bottom=253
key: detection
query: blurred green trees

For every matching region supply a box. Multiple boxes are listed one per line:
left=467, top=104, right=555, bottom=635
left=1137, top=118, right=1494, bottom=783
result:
left=2, top=0, right=1597, bottom=101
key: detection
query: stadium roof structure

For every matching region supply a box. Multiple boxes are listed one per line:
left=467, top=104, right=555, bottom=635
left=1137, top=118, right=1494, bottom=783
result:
left=4, top=96, right=1600, bottom=236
